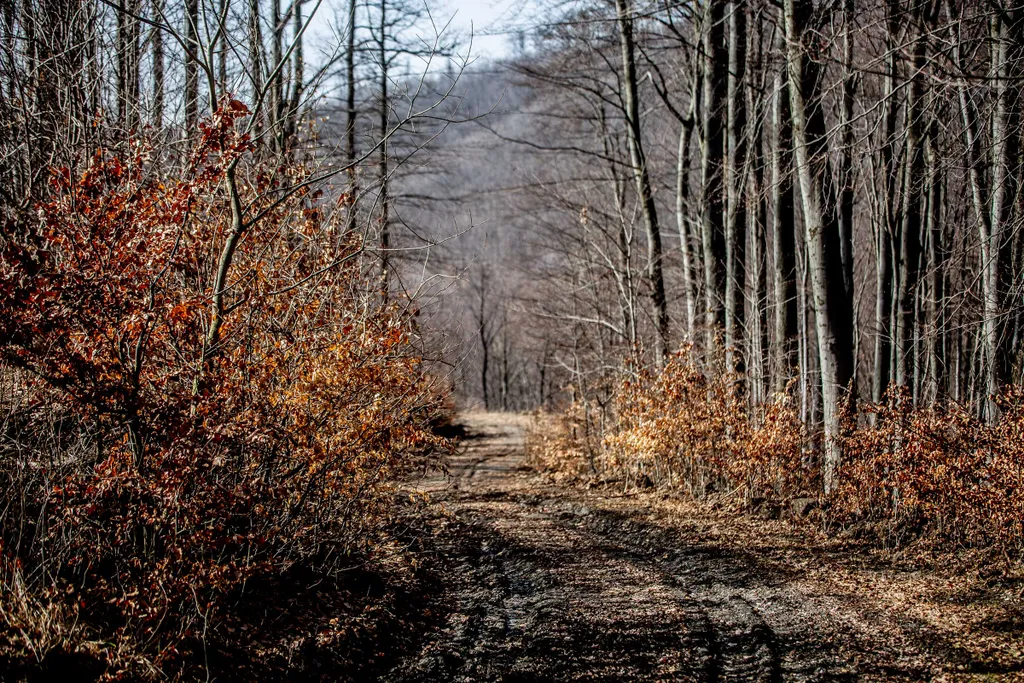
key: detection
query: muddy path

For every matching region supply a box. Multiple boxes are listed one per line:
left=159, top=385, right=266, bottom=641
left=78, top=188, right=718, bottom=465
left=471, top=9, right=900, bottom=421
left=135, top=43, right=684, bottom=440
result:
left=385, top=413, right=1024, bottom=682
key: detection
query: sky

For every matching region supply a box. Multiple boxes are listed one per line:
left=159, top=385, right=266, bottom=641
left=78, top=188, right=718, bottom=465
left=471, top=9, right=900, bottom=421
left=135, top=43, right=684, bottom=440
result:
left=439, top=0, right=524, bottom=60
left=305, top=0, right=535, bottom=70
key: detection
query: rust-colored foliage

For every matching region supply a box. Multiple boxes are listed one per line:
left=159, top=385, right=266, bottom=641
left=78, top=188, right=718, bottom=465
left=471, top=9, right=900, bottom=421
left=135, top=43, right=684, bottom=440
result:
left=0, top=103, right=449, bottom=677
left=605, top=354, right=807, bottom=501
left=538, top=354, right=1024, bottom=557
left=836, top=386, right=1024, bottom=550
left=533, top=353, right=808, bottom=503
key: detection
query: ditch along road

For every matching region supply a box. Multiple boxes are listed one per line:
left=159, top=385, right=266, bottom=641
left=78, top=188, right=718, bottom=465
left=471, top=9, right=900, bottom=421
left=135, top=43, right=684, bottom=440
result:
left=384, top=412, right=1024, bottom=682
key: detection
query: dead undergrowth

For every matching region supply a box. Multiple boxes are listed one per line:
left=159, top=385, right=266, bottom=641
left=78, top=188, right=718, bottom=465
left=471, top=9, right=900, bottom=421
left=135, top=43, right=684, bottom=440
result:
left=527, top=354, right=1024, bottom=565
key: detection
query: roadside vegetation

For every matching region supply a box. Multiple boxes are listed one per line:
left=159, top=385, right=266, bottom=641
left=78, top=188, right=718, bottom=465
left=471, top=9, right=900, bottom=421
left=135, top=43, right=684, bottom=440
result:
left=530, top=356, right=1024, bottom=559
left=0, top=104, right=451, bottom=678
left=0, top=0, right=464, bottom=675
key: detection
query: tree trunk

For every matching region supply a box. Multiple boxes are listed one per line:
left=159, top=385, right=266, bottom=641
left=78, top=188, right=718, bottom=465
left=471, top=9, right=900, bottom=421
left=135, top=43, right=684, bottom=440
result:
left=346, top=0, right=358, bottom=231
left=247, top=0, right=264, bottom=133
left=116, top=0, right=140, bottom=130
left=985, top=7, right=1011, bottom=419
left=185, top=0, right=199, bottom=134
left=771, top=40, right=797, bottom=394
left=676, top=84, right=699, bottom=341
left=615, top=0, right=669, bottom=361
left=745, top=116, right=766, bottom=404
left=152, top=0, right=164, bottom=129
left=894, top=8, right=927, bottom=398
left=872, top=0, right=900, bottom=407
left=270, top=0, right=284, bottom=151
left=700, top=0, right=728, bottom=355
left=724, top=0, right=747, bottom=372
left=286, top=0, right=304, bottom=149
left=218, top=0, right=228, bottom=92
left=783, top=0, right=855, bottom=492
left=378, top=0, right=391, bottom=297
left=601, top=105, right=639, bottom=349
left=837, top=0, right=856, bottom=325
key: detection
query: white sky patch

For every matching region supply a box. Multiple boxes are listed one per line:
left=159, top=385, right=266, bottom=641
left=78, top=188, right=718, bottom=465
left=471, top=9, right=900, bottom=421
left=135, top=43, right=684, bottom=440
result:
left=303, top=0, right=529, bottom=76
left=440, top=0, right=524, bottom=60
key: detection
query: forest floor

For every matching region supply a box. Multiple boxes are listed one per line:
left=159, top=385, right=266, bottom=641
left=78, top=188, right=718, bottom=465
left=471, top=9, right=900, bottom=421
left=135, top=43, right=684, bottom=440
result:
left=383, top=412, right=1024, bottom=682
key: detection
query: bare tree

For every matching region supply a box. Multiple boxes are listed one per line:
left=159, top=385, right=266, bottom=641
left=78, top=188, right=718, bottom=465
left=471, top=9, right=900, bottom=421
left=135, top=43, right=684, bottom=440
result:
left=615, top=0, right=669, bottom=361
left=783, top=0, right=854, bottom=490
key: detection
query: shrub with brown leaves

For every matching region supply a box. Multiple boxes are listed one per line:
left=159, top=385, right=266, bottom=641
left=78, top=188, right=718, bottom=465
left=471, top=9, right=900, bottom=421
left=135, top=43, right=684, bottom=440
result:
left=836, top=386, right=1024, bottom=552
left=538, top=354, right=1024, bottom=559
left=534, top=353, right=809, bottom=503
left=0, top=104, right=450, bottom=678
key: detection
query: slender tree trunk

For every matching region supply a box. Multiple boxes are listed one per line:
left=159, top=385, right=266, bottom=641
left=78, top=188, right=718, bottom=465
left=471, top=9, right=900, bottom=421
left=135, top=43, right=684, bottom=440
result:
left=116, top=0, right=139, bottom=130
left=270, top=0, right=284, bottom=151
left=216, top=0, right=227, bottom=92
left=185, top=0, right=199, bottom=134
left=924, top=136, right=943, bottom=402
left=602, top=106, right=639, bottom=348
left=873, top=0, right=900, bottom=407
left=798, top=242, right=810, bottom=423
left=538, top=342, right=549, bottom=407
left=247, top=0, right=264, bottom=132
left=724, top=0, right=747, bottom=371
left=480, top=326, right=490, bottom=411
left=837, top=0, right=856, bottom=396
left=477, top=269, right=491, bottom=411
left=676, top=86, right=699, bottom=341
left=615, top=0, right=669, bottom=361
left=917, top=7, right=943, bottom=405
left=744, top=19, right=766, bottom=406
left=701, top=0, right=728, bottom=355
left=873, top=220, right=894, bottom=404
left=286, top=0, right=304, bottom=149
left=985, top=8, right=1011, bottom=419
left=152, top=0, right=164, bottom=129
left=837, top=0, right=855, bottom=322
left=783, top=0, right=855, bottom=492
left=501, top=320, right=511, bottom=411
left=345, top=0, right=358, bottom=231
left=378, top=0, right=390, bottom=297
left=895, top=14, right=925, bottom=394
left=771, top=43, right=797, bottom=394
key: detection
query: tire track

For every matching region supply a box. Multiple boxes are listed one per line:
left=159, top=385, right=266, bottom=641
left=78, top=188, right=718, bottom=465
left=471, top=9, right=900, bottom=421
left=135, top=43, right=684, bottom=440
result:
left=385, top=413, right=953, bottom=682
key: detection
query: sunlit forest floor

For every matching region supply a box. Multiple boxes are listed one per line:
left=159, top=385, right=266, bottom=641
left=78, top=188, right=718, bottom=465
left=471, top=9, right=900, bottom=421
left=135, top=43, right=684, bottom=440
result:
left=382, top=412, right=1024, bottom=682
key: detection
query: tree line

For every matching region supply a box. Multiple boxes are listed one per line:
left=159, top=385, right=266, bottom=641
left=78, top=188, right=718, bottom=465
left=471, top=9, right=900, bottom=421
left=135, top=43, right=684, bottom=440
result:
left=0, top=0, right=460, bottom=235
left=429, top=0, right=1024, bottom=490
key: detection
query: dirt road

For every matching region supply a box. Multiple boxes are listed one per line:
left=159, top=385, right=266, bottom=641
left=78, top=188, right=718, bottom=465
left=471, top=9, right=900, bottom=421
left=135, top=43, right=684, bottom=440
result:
left=384, top=413, right=1024, bottom=682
